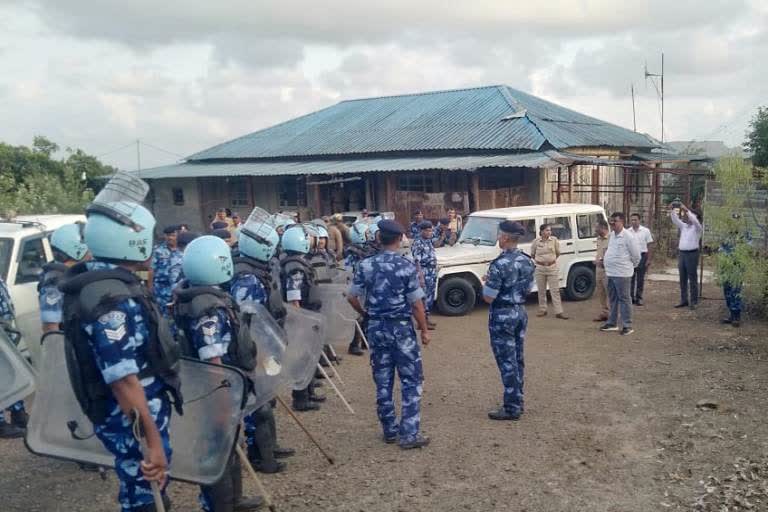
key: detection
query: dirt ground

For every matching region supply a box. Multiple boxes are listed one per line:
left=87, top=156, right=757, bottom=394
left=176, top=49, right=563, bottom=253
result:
left=2, top=280, right=767, bottom=511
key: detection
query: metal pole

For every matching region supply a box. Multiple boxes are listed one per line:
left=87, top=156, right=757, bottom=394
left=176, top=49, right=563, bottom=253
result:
left=661, top=53, right=664, bottom=146
left=631, top=84, right=637, bottom=132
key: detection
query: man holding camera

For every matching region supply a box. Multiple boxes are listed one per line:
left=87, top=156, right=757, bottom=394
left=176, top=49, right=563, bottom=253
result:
left=670, top=202, right=703, bottom=310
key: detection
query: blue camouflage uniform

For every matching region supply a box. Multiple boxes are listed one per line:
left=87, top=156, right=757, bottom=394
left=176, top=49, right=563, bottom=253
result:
left=411, top=236, right=437, bottom=313
left=409, top=222, right=421, bottom=239
left=177, top=292, right=234, bottom=511
left=229, top=274, right=268, bottom=452
left=0, top=278, right=26, bottom=422
left=348, top=250, right=425, bottom=444
left=151, top=243, right=183, bottom=315
left=483, top=249, right=535, bottom=416
left=80, top=261, right=173, bottom=512
left=719, top=241, right=743, bottom=323
left=39, top=274, right=64, bottom=326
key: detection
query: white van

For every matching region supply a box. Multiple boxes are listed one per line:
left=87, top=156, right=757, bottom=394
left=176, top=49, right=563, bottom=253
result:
left=435, top=204, right=608, bottom=316
left=0, top=214, right=86, bottom=364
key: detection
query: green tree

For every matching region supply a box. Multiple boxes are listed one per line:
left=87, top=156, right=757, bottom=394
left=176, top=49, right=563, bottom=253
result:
left=0, top=137, right=113, bottom=216
left=744, top=106, right=768, bottom=168
left=706, top=155, right=768, bottom=312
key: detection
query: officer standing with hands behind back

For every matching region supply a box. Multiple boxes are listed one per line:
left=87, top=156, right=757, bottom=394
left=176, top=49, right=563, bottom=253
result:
left=482, top=221, right=535, bottom=421
left=347, top=220, right=431, bottom=449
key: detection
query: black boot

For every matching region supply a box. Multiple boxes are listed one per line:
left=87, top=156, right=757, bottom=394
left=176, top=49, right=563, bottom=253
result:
left=308, top=380, right=326, bottom=403
left=348, top=340, right=364, bottom=356
left=232, top=448, right=265, bottom=510
left=324, top=345, right=342, bottom=364
left=10, top=409, right=28, bottom=429
left=266, top=406, right=295, bottom=459
left=0, top=422, right=24, bottom=439
left=292, top=388, right=319, bottom=412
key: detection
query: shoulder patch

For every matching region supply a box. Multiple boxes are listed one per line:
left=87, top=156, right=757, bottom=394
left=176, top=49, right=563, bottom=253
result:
left=98, top=311, right=126, bottom=328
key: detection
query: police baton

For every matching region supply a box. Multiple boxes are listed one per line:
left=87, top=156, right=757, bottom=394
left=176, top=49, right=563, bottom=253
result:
left=275, top=396, right=335, bottom=465
left=236, top=444, right=277, bottom=512
left=130, top=409, right=166, bottom=512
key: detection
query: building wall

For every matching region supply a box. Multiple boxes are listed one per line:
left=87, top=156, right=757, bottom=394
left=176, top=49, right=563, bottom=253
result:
left=149, top=178, right=204, bottom=231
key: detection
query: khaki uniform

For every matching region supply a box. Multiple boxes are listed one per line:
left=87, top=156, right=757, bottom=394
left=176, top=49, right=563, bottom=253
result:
left=327, top=224, right=344, bottom=261
left=530, top=236, right=563, bottom=314
left=595, top=234, right=609, bottom=318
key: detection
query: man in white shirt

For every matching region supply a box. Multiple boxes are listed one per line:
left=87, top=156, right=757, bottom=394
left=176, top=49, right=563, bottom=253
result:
left=600, top=212, right=641, bottom=336
left=670, top=203, right=703, bottom=310
left=628, top=213, right=654, bottom=306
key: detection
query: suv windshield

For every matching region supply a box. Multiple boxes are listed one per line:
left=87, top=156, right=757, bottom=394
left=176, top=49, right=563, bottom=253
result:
left=458, top=217, right=503, bottom=246
left=0, top=237, right=13, bottom=282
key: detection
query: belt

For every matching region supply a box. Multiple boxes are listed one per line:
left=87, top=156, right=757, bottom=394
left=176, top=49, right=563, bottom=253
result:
left=368, top=316, right=411, bottom=322
left=535, top=261, right=557, bottom=267
left=679, top=249, right=699, bottom=253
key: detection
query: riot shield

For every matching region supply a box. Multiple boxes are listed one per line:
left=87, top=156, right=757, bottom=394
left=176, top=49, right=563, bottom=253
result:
left=25, top=332, right=248, bottom=486
left=282, top=307, right=325, bottom=390
left=85, top=171, right=150, bottom=227
left=0, top=328, right=36, bottom=411
left=241, top=207, right=275, bottom=244
left=241, top=302, right=288, bottom=413
left=13, top=310, right=42, bottom=367
left=331, top=268, right=352, bottom=284
left=311, top=284, right=356, bottom=346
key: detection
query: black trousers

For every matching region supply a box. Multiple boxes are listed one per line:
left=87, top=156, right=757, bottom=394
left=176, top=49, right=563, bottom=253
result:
left=631, top=252, right=648, bottom=301
left=678, top=249, right=699, bottom=305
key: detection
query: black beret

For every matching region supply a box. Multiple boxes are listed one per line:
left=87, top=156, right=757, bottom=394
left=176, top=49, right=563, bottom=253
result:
left=211, top=228, right=232, bottom=240
left=418, top=220, right=433, bottom=230
left=439, top=217, right=450, bottom=225
left=163, top=224, right=180, bottom=234
left=378, top=219, right=405, bottom=235
left=211, top=221, right=228, bottom=230
left=499, top=220, right=526, bottom=236
left=177, top=231, right=199, bottom=246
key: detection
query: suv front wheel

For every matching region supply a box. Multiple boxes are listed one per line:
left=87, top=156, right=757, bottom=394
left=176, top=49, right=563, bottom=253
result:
left=564, top=265, right=595, bottom=301
left=437, top=277, right=477, bottom=316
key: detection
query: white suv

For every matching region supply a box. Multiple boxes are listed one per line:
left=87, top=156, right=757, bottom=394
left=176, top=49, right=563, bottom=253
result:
left=1, top=214, right=86, bottom=364
left=435, top=204, right=607, bottom=316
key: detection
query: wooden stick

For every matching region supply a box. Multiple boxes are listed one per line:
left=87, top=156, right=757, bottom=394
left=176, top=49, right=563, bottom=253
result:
left=236, top=444, right=277, bottom=512
left=316, top=363, right=355, bottom=414
left=131, top=410, right=166, bottom=512
left=320, top=351, right=345, bottom=386
left=355, top=321, right=369, bottom=349
left=326, top=344, right=341, bottom=365
left=275, top=396, right=334, bottom=465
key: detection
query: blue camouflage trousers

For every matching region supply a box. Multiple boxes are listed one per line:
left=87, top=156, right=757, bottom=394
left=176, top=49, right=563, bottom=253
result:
left=488, top=305, right=527, bottom=415
left=94, top=396, right=172, bottom=512
left=0, top=401, right=25, bottom=424
left=723, top=283, right=742, bottom=320
left=423, top=268, right=437, bottom=313
left=367, top=319, right=424, bottom=444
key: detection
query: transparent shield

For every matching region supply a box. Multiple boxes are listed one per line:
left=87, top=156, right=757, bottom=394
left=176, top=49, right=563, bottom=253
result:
left=267, top=213, right=295, bottom=229
left=25, top=333, right=247, bottom=485
left=0, top=328, right=36, bottom=411
left=311, top=284, right=356, bottom=346
left=86, top=172, right=150, bottom=227
left=241, top=302, right=288, bottom=413
left=282, top=308, right=325, bottom=390
left=331, top=268, right=352, bottom=285
left=241, top=207, right=274, bottom=244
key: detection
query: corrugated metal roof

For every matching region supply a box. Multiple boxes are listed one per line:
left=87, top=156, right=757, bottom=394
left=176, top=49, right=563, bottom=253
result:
left=141, top=150, right=651, bottom=180
left=188, top=85, right=657, bottom=161
left=140, top=152, right=574, bottom=180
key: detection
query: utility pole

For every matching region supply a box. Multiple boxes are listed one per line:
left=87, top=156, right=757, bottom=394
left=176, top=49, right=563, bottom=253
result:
left=644, top=52, right=665, bottom=146
left=631, top=83, right=637, bottom=132
left=136, top=139, right=142, bottom=176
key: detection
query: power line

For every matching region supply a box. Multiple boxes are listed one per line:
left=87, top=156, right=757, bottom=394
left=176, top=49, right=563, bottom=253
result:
left=96, top=141, right=136, bottom=158
left=140, top=141, right=186, bottom=159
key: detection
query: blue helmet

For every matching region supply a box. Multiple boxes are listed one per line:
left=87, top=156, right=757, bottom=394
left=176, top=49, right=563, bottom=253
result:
left=367, top=221, right=380, bottom=240
left=239, top=226, right=279, bottom=262
left=316, top=226, right=329, bottom=238
left=183, top=235, right=234, bottom=286
left=51, top=223, right=88, bottom=261
left=281, top=225, right=310, bottom=254
left=350, top=222, right=369, bottom=245
left=85, top=202, right=156, bottom=262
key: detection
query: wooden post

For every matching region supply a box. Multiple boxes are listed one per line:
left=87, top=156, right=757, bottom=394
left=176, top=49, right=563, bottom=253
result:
left=556, top=167, right=562, bottom=203
left=312, top=182, right=321, bottom=217
left=385, top=173, right=397, bottom=220
left=591, top=165, right=600, bottom=205
left=470, top=173, right=480, bottom=212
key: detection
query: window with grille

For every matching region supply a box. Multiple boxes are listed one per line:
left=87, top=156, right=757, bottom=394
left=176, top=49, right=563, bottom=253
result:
left=172, top=187, right=184, bottom=205
left=397, top=174, right=436, bottom=192
left=228, top=178, right=249, bottom=207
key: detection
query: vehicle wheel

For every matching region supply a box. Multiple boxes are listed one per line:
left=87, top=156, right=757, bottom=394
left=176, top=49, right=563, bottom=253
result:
left=564, top=265, right=595, bottom=301
left=437, top=277, right=477, bottom=316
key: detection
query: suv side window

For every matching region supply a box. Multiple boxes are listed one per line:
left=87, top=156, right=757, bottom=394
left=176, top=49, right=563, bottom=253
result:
left=515, top=218, right=537, bottom=243
left=576, top=213, right=602, bottom=239
left=15, top=237, right=46, bottom=284
left=543, top=216, right=572, bottom=240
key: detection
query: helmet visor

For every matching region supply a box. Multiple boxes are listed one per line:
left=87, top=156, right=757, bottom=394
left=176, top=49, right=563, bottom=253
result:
left=241, top=207, right=274, bottom=246
left=86, top=172, right=150, bottom=229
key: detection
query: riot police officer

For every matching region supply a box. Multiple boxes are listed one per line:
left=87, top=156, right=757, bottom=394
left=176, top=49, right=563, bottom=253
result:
left=230, top=221, right=294, bottom=474
left=344, top=221, right=376, bottom=356
left=60, top=186, right=181, bottom=512
left=151, top=224, right=183, bottom=316
left=39, top=223, right=89, bottom=334
left=173, top=235, right=263, bottom=511
left=347, top=220, right=431, bottom=449
left=411, top=221, right=438, bottom=330
left=279, top=225, right=325, bottom=411
left=481, top=221, right=535, bottom=421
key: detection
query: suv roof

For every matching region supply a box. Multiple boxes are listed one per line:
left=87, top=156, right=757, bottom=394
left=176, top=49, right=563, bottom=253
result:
left=0, top=214, right=86, bottom=234
left=470, top=203, right=604, bottom=218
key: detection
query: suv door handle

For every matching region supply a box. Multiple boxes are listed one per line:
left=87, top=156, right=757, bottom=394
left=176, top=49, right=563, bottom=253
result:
left=566, top=242, right=573, bottom=246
